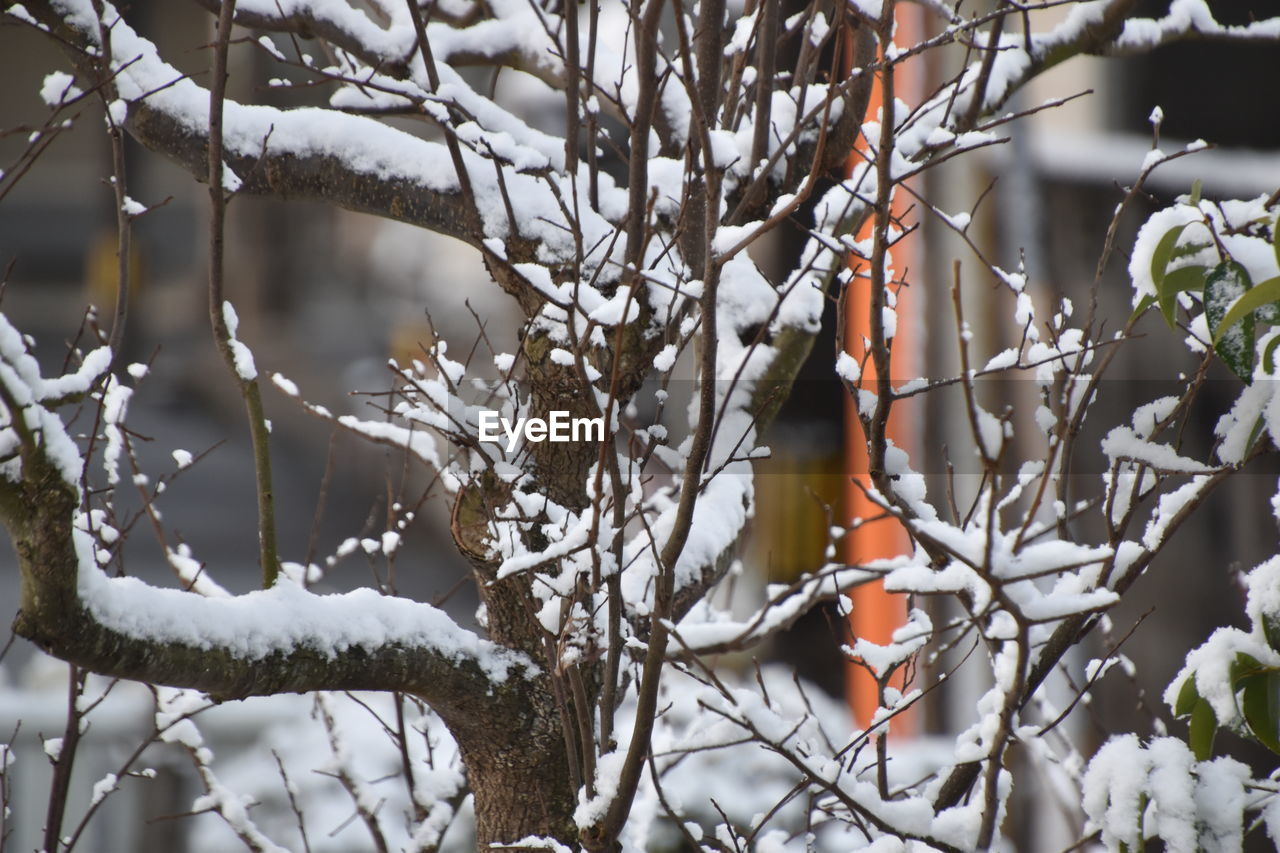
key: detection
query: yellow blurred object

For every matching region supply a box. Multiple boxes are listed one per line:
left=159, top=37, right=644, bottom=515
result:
left=84, top=230, right=143, bottom=312
left=751, top=448, right=843, bottom=583
left=390, top=319, right=434, bottom=373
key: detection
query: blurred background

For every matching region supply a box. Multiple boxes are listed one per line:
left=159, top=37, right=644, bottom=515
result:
left=2, top=1, right=1280, bottom=850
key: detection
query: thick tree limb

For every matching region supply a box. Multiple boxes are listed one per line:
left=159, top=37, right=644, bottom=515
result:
left=0, top=334, right=533, bottom=743
left=5, top=466, right=530, bottom=735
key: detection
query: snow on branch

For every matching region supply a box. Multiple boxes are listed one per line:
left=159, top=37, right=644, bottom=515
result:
left=668, top=564, right=883, bottom=656
left=1113, top=0, right=1280, bottom=51
left=693, top=681, right=968, bottom=852
left=0, top=315, right=534, bottom=723
left=894, top=0, right=1280, bottom=149
left=194, top=0, right=418, bottom=68
left=192, top=0, right=570, bottom=90
left=21, top=0, right=622, bottom=261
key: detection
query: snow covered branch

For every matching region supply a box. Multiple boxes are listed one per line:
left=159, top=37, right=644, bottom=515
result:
left=0, top=324, right=534, bottom=739
left=188, top=0, right=571, bottom=90
left=960, top=0, right=1280, bottom=124
left=1111, top=0, right=1280, bottom=53
left=670, top=565, right=881, bottom=656
left=19, top=0, right=495, bottom=248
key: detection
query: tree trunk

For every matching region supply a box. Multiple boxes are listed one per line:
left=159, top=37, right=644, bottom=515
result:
left=450, top=684, right=579, bottom=849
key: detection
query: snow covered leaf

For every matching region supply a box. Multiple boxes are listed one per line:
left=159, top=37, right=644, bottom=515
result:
left=1265, top=612, right=1280, bottom=652
left=1204, top=261, right=1255, bottom=381
left=1214, top=274, right=1280, bottom=345
left=1174, top=676, right=1200, bottom=718
left=1083, top=736, right=1255, bottom=853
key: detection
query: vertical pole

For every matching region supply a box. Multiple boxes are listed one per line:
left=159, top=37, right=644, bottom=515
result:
left=844, top=3, right=922, bottom=732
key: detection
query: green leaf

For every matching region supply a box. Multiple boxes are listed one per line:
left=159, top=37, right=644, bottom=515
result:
left=1246, top=415, right=1267, bottom=455
left=1172, top=241, right=1212, bottom=262
left=1130, top=293, right=1156, bottom=324
left=1258, top=300, right=1280, bottom=325
left=1189, top=697, right=1217, bottom=760
left=1151, top=224, right=1188, bottom=303
left=1205, top=261, right=1256, bottom=381
left=1274, top=213, right=1280, bottom=273
left=1230, top=651, right=1271, bottom=684
left=1214, top=275, right=1280, bottom=342
left=1159, top=265, right=1207, bottom=327
left=1265, top=613, right=1280, bottom=652
left=1189, top=179, right=1203, bottom=207
left=1241, top=672, right=1280, bottom=754
left=1174, top=676, right=1200, bottom=717
left=1264, top=335, right=1280, bottom=376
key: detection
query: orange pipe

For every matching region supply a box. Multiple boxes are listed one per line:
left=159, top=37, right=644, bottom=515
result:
left=843, top=5, right=922, bottom=732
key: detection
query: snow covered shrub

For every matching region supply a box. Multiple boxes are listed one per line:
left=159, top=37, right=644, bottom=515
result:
left=1077, top=196, right=1280, bottom=851
left=1168, top=557, right=1280, bottom=761
left=1079, top=558, right=1280, bottom=852
left=1132, top=189, right=1280, bottom=383
left=1082, top=735, right=1259, bottom=852
left=4, top=1, right=1280, bottom=851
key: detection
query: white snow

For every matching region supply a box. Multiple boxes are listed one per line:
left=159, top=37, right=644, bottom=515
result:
left=39, top=71, right=81, bottom=106
left=652, top=344, right=678, bottom=373
left=221, top=302, right=257, bottom=382
left=77, top=530, right=534, bottom=682
left=89, top=772, right=118, bottom=807
left=1101, top=426, right=1214, bottom=474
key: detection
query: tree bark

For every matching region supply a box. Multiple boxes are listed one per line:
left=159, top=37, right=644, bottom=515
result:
left=454, top=686, right=579, bottom=849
